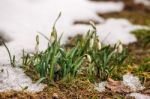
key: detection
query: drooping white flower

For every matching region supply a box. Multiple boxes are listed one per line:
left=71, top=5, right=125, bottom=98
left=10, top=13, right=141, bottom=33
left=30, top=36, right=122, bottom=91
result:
left=50, top=35, right=55, bottom=44
left=96, top=38, right=101, bottom=50
left=50, top=26, right=58, bottom=44
left=84, top=54, right=92, bottom=63
left=115, top=41, right=123, bottom=53
left=35, top=35, right=39, bottom=52
left=89, top=38, right=94, bottom=48
left=118, top=43, right=123, bottom=53
left=97, top=42, right=101, bottom=50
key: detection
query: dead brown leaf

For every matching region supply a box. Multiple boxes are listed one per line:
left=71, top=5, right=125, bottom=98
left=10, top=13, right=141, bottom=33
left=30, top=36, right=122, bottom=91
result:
left=106, top=78, right=131, bottom=93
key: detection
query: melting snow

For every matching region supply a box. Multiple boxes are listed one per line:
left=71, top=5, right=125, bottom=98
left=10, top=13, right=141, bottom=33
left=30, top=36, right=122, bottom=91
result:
left=123, top=74, right=145, bottom=92
left=129, top=93, right=150, bottom=99
left=95, top=81, right=107, bottom=92
left=95, top=74, right=145, bottom=93
left=96, top=18, right=141, bottom=45
left=0, top=65, right=45, bottom=92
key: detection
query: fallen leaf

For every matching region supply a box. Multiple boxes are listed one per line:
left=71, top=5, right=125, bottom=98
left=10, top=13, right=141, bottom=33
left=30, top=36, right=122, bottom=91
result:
left=106, top=78, right=131, bottom=93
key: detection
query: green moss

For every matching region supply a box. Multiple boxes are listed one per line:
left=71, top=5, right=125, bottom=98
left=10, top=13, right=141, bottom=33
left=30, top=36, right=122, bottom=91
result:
left=132, top=29, right=150, bottom=47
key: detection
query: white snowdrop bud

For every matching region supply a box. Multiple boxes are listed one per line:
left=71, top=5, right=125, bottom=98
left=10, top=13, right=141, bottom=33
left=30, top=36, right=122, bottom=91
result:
left=84, top=54, right=92, bottom=63
left=97, top=42, right=101, bottom=50
left=89, top=38, right=94, bottom=48
left=115, top=41, right=123, bottom=53
left=35, top=35, right=39, bottom=52
left=50, top=28, right=57, bottom=44
left=96, top=38, right=101, bottom=50
left=50, top=35, right=55, bottom=44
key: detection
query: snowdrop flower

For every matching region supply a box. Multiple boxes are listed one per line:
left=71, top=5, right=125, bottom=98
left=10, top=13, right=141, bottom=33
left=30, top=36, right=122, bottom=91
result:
left=50, top=29, right=57, bottom=44
left=50, top=13, right=60, bottom=44
left=89, top=21, right=97, bottom=48
left=50, top=35, right=55, bottom=44
left=96, top=38, right=101, bottom=50
left=89, top=38, right=94, bottom=48
left=115, top=41, right=123, bottom=53
left=50, top=27, right=58, bottom=44
left=97, top=42, right=101, bottom=50
left=35, top=35, right=39, bottom=52
left=84, top=54, right=92, bottom=63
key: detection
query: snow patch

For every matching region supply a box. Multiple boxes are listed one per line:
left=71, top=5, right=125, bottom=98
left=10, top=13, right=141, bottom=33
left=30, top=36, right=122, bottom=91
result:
left=88, top=1, right=124, bottom=14
left=95, top=74, right=145, bottom=92
left=96, top=18, right=141, bottom=45
left=129, top=93, right=150, bottom=99
left=0, top=65, right=46, bottom=92
left=123, top=74, right=145, bottom=92
left=95, top=81, right=107, bottom=92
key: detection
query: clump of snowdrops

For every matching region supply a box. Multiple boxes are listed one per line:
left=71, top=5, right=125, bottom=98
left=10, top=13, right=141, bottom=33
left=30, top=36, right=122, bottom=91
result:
left=21, top=16, right=128, bottom=84
left=75, top=22, right=128, bottom=82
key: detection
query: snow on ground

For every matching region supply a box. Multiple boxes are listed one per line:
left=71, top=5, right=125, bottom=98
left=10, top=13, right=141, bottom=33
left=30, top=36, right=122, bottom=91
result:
left=123, top=74, right=144, bottom=92
left=95, top=81, right=107, bottom=92
left=129, top=93, right=150, bottom=99
left=134, top=0, right=150, bottom=7
left=0, top=0, right=146, bottom=92
left=96, top=19, right=141, bottom=45
left=0, top=65, right=45, bottom=92
left=95, top=74, right=145, bottom=93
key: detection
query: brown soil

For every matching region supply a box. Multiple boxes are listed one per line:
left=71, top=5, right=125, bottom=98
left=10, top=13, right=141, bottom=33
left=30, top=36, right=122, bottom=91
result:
left=98, top=0, right=150, bottom=25
left=0, top=79, right=127, bottom=99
